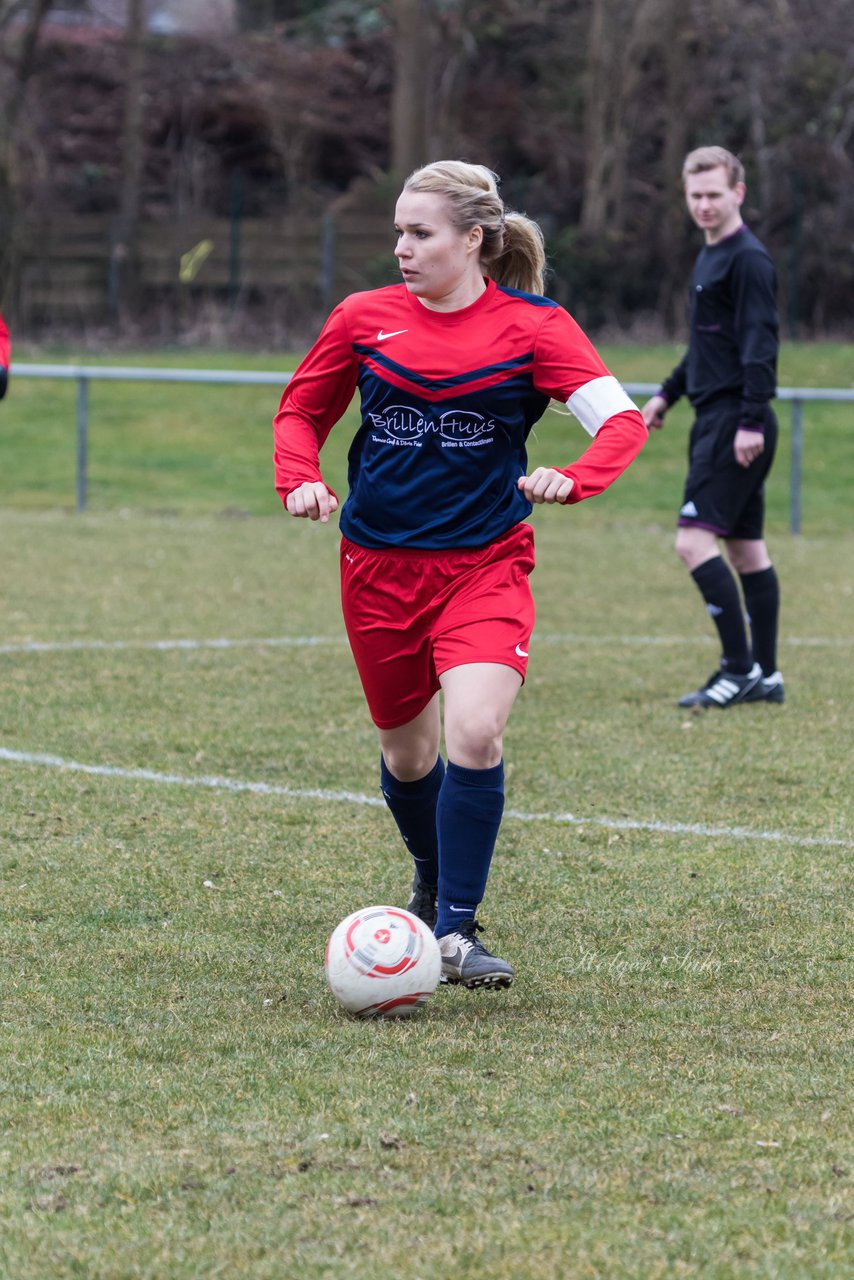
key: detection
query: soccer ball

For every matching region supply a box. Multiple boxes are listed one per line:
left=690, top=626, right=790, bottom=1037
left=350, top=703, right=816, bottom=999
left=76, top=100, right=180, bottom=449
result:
left=325, top=905, right=441, bottom=1019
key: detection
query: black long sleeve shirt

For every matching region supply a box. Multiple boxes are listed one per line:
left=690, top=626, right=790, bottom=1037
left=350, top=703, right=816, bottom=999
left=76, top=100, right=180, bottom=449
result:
left=660, top=225, right=779, bottom=432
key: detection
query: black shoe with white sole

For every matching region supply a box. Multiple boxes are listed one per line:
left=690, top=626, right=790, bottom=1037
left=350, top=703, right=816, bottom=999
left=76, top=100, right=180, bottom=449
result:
left=743, top=670, right=785, bottom=704
left=438, top=920, right=514, bottom=990
left=678, top=662, right=763, bottom=709
left=406, top=873, right=437, bottom=930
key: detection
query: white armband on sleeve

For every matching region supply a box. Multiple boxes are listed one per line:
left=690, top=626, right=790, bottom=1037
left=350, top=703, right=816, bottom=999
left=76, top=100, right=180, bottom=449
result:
left=567, top=376, right=639, bottom=437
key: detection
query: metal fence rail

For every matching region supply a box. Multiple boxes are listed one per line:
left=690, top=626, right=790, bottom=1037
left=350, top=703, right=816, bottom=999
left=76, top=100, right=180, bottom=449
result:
left=11, top=363, right=292, bottom=516
left=10, top=363, right=854, bottom=532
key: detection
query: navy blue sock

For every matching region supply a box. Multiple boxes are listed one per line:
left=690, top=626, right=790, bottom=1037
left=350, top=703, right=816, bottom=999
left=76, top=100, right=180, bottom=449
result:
left=435, top=759, right=505, bottom=938
left=691, top=556, right=752, bottom=673
left=380, top=754, right=443, bottom=889
left=739, top=566, right=780, bottom=677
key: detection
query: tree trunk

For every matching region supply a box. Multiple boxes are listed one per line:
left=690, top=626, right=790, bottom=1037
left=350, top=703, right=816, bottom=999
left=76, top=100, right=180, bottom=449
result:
left=390, top=0, right=433, bottom=182
left=657, top=7, right=692, bottom=329
left=748, top=63, right=774, bottom=229
left=0, top=0, right=54, bottom=307
left=580, top=0, right=611, bottom=236
left=110, top=0, right=147, bottom=321
left=581, top=0, right=662, bottom=236
left=235, top=0, right=274, bottom=30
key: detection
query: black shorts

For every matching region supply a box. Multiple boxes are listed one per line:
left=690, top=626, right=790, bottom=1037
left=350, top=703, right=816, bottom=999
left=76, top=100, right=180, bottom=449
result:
left=678, top=398, right=777, bottom=540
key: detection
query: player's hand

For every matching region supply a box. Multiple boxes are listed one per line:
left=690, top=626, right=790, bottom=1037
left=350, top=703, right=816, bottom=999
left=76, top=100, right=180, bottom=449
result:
left=286, top=481, right=339, bottom=522
left=641, top=395, right=668, bottom=430
left=734, top=428, right=765, bottom=469
left=517, top=468, right=575, bottom=504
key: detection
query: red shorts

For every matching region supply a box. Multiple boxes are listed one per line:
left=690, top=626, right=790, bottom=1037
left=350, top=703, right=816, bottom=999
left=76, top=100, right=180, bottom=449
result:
left=340, top=523, right=536, bottom=730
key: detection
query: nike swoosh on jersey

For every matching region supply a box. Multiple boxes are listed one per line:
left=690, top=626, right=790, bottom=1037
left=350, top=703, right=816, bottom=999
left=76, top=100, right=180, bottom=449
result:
left=515, top=644, right=529, bottom=658
left=376, top=328, right=408, bottom=341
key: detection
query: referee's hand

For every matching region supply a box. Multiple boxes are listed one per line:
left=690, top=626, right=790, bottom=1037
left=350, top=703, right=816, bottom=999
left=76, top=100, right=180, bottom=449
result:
left=734, top=428, right=765, bottom=469
left=641, top=395, right=668, bottom=430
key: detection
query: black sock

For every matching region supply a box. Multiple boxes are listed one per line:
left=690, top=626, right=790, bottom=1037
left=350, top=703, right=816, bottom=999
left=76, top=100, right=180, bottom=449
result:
left=690, top=556, right=752, bottom=673
left=380, top=754, right=444, bottom=888
left=740, top=566, right=780, bottom=676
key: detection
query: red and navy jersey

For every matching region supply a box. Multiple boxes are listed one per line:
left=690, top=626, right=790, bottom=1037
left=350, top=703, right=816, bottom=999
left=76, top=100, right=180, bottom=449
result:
left=0, top=311, right=9, bottom=400
left=274, top=279, right=647, bottom=549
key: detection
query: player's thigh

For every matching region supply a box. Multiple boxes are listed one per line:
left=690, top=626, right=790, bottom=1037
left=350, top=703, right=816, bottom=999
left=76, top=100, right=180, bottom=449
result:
left=725, top=537, right=771, bottom=574
left=377, top=695, right=442, bottom=780
left=683, top=414, right=761, bottom=541
left=728, top=414, right=778, bottom=545
left=432, top=523, right=536, bottom=680
left=440, top=662, right=523, bottom=769
left=341, top=539, right=440, bottom=730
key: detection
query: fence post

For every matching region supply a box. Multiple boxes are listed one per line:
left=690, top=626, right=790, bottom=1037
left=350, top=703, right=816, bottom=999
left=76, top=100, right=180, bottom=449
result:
left=76, top=376, right=89, bottom=512
left=790, top=397, right=802, bottom=535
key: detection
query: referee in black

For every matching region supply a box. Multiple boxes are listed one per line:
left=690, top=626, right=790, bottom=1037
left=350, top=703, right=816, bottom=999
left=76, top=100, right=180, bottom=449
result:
left=643, top=146, right=783, bottom=709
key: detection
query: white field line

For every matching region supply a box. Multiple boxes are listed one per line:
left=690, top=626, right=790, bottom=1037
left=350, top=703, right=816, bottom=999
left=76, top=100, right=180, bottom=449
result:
left=0, top=632, right=851, bottom=656
left=0, top=636, right=343, bottom=655
left=0, top=747, right=379, bottom=809
left=1, top=746, right=851, bottom=851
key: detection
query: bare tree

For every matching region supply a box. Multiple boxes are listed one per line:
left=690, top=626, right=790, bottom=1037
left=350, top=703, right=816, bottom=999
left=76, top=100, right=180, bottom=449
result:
left=580, top=0, right=670, bottom=237
left=109, top=0, right=147, bottom=320
left=234, top=0, right=274, bottom=29
left=0, top=0, right=54, bottom=304
left=654, top=2, right=692, bottom=326
left=390, top=0, right=433, bottom=180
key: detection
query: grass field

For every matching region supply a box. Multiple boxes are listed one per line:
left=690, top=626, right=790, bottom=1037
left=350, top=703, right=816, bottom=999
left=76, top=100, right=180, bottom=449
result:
left=1, top=344, right=852, bottom=1277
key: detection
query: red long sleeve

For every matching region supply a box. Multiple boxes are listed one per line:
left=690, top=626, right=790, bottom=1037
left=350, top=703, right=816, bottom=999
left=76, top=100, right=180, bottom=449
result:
left=557, top=410, right=649, bottom=503
left=0, top=313, right=10, bottom=370
left=272, top=305, right=357, bottom=504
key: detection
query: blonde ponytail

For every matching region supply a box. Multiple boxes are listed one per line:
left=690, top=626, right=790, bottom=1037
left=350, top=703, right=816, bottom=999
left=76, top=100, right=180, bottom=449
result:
left=403, top=160, right=546, bottom=296
left=487, top=212, right=545, bottom=295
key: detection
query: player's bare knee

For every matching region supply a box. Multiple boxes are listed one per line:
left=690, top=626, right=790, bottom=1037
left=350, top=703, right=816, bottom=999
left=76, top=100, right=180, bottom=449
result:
left=726, top=538, right=770, bottom=575
left=445, top=712, right=504, bottom=770
left=675, top=531, right=694, bottom=568
left=383, top=751, right=436, bottom=783
left=676, top=527, right=718, bottom=571
left=381, top=743, right=438, bottom=783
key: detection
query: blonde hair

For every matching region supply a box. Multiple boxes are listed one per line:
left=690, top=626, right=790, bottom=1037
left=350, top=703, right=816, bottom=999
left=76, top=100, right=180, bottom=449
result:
left=682, top=146, right=745, bottom=188
left=403, top=160, right=546, bottom=295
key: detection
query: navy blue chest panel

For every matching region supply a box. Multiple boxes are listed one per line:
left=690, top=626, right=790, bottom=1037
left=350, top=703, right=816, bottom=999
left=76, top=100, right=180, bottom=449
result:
left=338, top=367, right=548, bottom=549
left=352, top=343, right=537, bottom=397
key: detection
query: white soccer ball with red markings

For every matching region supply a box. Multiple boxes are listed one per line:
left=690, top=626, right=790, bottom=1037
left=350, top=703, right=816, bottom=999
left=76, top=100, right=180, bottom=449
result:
left=325, top=905, right=441, bottom=1019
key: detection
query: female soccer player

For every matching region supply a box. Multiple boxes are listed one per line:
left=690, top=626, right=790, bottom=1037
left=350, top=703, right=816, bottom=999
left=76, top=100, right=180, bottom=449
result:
left=0, top=310, right=10, bottom=400
left=274, top=161, right=647, bottom=991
